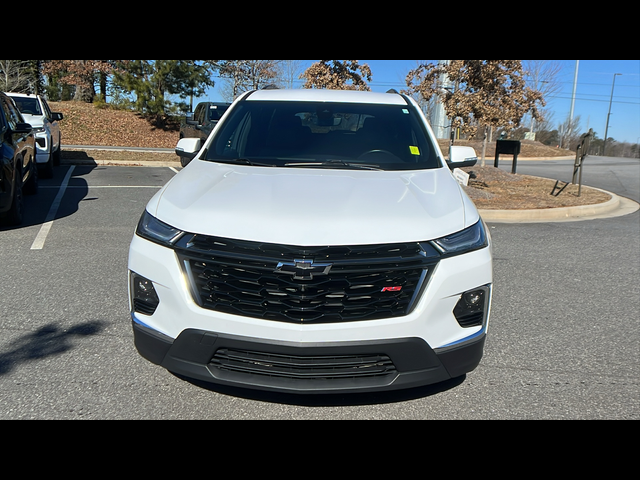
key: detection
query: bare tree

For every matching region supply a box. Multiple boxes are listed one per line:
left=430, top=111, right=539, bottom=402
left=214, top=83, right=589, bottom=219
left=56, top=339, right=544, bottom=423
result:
left=275, top=60, right=305, bottom=89
left=1, top=60, right=32, bottom=92
left=522, top=60, right=563, bottom=134
left=212, top=60, right=280, bottom=100
left=405, top=60, right=545, bottom=164
left=558, top=115, right=582, bottom=150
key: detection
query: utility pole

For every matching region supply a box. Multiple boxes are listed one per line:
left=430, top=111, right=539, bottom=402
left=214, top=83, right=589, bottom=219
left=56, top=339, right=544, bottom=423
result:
left=603, top=73, right=622, bottom=156
left=567, top=60, right=579, bottom=138
left=431, top=60, right=451, bottom=140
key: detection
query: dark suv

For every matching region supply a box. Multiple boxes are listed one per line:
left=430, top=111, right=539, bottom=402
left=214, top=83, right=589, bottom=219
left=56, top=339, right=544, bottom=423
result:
left=1, top=92, right=38, bottom=226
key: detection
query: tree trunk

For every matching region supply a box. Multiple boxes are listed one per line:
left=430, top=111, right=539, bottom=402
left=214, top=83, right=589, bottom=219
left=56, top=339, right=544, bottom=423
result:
left=73, top=84, right=95, bottom=103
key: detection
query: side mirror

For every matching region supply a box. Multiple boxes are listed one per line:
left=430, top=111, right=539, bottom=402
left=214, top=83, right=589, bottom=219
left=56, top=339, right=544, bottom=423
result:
left=51, top=112, right=64, bottom=121
left=448, top=145, right=478, bottom=170
left=13, top=123, right=33, bottom=135
left=175, top=137, right=202, bottom=162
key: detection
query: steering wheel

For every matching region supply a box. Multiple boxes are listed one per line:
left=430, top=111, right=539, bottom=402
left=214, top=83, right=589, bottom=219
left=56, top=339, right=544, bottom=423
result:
left=357, top=149, right=401, bottom=162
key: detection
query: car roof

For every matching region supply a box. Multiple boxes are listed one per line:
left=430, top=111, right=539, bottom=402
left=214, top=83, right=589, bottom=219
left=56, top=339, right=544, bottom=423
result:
left=5, top=92, right=37, bottom=98
left=245, top=88, right=407, bottom=105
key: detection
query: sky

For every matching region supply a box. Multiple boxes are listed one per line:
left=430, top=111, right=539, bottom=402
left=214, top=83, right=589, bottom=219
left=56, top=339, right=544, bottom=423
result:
left=198, top=60, right=640, bottom=144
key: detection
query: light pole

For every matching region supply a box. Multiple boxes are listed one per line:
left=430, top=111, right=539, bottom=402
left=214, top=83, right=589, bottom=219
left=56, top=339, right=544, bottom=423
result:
left=603, top=73, right=622, bottom=156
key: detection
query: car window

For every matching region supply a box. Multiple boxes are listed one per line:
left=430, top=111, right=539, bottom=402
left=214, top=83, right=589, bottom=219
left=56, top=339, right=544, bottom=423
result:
left=205, top=101, right=440, bottom=171
left=1, top=97, right=23, bottom=130
left=41, top=98, right=53, bottom=120
left=194, top=104, right=204, bottom=124
left=9, top=96, right=42, bottom=116
left=207, top=105, right=228, bottom=122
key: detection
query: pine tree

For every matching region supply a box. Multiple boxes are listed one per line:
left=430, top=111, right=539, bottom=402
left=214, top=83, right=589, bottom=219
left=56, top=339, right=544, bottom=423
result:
left=113, top=60, right=214, bottom=116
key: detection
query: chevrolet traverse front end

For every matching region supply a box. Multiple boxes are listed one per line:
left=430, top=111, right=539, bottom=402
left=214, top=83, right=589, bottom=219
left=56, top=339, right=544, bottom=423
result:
left=128, top=88, right=493, bottom=394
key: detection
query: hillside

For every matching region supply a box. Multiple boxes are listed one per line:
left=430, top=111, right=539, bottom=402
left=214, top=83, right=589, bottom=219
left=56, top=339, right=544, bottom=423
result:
left=51, top=101, right=180, bottom=149
left=51, top=101, right=575, bottom=158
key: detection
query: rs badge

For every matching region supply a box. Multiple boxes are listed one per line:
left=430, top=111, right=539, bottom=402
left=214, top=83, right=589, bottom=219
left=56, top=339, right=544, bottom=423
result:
left=381, top=286, right=403, bottom=292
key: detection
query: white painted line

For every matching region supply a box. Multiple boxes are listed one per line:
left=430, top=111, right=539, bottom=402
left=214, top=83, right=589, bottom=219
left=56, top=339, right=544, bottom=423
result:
left=169, top=167, right=180, bottom=174
left=31, top=166, right=75, bottom=250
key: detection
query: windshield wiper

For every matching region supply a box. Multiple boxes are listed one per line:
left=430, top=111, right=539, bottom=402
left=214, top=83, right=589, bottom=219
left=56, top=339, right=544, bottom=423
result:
left=212, top=158, right=275, bottom=167
left=284, top=159, right=382, bottom=170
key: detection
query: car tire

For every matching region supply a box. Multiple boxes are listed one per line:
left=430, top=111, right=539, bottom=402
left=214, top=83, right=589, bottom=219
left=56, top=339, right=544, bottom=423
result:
left=1, top=167, right=24, bottom=226
left=53, top=144, right=61, bottom=166
left=53, top=138, right=62, bottom=167
left=40, top=150, right=54, bottom=179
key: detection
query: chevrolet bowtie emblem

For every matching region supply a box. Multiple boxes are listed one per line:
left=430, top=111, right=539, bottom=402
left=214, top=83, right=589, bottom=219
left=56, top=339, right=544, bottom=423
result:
left=274, top=259, right=333, bottom=280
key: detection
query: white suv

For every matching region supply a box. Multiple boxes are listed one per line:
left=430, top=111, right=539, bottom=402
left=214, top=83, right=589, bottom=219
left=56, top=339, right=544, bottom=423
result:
left=6, top=93, right=63, bottom=178
left=128, top=88, right=493, bottom=394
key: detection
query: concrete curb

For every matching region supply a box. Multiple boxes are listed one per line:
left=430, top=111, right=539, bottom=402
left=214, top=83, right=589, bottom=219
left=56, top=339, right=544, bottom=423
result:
left=479, top=187, right=639, bottom=223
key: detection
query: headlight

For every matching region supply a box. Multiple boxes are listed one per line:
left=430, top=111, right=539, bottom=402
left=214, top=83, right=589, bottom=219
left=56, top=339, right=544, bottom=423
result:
left=430, top=220, right=488, bottom=256
left=136, top=210, right=184, bottom=246
left=32, top=126, right=46, bottom=134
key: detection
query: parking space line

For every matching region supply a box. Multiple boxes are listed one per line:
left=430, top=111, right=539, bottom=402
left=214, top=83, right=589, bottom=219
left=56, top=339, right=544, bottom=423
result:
left=31, top=166, right=75, bottom=250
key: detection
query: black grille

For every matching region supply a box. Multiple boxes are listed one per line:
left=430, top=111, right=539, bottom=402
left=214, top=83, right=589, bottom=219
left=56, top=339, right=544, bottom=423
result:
left=174, top=234, right=438, bottom=324
left=133, top=299, right=158, bottom=316
left=210, top=348, right=397, bottom=380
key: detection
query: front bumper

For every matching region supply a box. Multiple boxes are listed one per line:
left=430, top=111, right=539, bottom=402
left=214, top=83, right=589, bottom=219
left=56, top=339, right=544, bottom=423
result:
left=34, top=133, right=51, bottom=164
left=132, top=320, right=486, bottom=394
left=128, top=232, right=492, bottom=393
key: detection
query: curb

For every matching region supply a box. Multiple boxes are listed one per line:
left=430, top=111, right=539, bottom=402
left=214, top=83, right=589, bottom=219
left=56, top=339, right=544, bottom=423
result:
left=479, top=187, right=639, bottom=223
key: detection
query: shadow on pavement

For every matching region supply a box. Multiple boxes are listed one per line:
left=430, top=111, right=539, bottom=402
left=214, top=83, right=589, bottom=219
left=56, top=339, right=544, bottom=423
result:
left=0, top=164, right=95, bottom=232
left=0, top=320, right=107, bottom=376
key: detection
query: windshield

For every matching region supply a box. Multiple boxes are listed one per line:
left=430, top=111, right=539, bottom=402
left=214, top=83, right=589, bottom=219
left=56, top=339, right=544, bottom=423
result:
left=9, top=96, right=42, bottom=116
left=204, top=100, right=441, bottom=171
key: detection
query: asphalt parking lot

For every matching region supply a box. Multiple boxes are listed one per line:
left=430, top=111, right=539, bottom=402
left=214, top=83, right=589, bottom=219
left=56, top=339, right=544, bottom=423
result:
left=0, top=159, right=638, bottom=419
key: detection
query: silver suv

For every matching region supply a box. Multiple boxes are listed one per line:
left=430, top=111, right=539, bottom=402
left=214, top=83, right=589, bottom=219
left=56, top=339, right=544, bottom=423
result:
left=7, top=93, right=63, bottom=178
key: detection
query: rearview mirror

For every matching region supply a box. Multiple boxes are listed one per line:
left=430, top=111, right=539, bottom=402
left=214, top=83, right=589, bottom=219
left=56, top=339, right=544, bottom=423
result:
left=448, top=146, right=478, bottom=170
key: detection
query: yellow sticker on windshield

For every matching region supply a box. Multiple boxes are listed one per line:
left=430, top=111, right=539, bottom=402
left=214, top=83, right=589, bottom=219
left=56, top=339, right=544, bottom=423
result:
left=410, top=146, right=420, bottom=155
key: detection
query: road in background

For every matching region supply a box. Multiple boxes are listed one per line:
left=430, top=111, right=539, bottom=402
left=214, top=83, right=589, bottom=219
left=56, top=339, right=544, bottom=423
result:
left=501, top=156, right=640, bottom=203
left=0, top=159, right=637, bottom=419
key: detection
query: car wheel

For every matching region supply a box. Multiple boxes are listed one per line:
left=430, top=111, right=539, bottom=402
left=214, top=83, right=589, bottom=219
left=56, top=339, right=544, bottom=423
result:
left=40, top=151, right=54, bottom=179
left=53, top=142, right=61, bottom=166
left=1, top=167, right=24, bottom=226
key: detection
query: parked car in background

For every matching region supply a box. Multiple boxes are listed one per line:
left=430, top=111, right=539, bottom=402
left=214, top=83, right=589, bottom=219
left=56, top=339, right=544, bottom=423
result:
left=179, top=102, right=230, bottom=166
left=1, top=92, right=38, bottom=226
left=6, top=92, right=63, bottom=178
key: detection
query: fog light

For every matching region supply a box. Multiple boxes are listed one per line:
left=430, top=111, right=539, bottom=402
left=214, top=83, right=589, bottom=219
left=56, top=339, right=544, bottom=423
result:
left=131, top=273, right=160, bottom=316
left=453, top=286, right=488, bottom=328
left=463, top=291, right=482, bottom=306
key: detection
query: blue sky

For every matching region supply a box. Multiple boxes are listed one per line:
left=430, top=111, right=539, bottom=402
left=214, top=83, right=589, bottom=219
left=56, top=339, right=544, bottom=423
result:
left=199, top=60, right=640, bottom=144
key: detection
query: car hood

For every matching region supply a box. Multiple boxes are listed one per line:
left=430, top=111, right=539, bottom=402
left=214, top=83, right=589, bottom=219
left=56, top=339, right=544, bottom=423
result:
left=148, top=161, right=479, bottom=246
left=20, top=114, right=45, bottom=128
